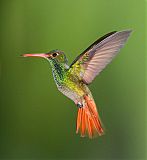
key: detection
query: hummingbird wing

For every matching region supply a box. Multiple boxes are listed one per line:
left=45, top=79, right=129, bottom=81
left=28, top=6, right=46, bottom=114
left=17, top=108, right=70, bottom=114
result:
left=70, top=30, right=132, bottom=84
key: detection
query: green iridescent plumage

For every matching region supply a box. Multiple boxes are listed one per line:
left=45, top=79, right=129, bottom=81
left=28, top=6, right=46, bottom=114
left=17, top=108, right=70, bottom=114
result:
left=48, top=50, right=88, bottom=98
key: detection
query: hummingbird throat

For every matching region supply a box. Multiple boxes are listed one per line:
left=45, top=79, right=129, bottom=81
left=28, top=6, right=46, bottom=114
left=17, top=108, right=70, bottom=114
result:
left=49, top=58, right=68, bottom=86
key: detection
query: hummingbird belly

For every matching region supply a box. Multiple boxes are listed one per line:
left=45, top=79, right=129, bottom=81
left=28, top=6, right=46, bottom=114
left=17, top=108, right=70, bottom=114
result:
left=57, top=79, right=88, bottom=103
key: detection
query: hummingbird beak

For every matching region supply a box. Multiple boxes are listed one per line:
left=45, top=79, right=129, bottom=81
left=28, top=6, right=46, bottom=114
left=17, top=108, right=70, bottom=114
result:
left=22, top=53, right=49, bottom=58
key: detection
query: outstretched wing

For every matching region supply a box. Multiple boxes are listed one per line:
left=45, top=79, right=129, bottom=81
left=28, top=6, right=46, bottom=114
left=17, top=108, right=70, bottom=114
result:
left=69, top=30, right=132, bottom=84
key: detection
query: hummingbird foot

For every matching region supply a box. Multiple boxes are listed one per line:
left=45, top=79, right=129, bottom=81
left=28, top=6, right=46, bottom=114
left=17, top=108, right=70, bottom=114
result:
left=74, top=99, right=84, bottom=108
left=77, top=102, right=83, bottom=108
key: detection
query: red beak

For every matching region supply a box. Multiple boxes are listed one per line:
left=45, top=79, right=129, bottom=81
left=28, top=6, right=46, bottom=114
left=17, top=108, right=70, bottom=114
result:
left=22, top=53, right=49, bottom=58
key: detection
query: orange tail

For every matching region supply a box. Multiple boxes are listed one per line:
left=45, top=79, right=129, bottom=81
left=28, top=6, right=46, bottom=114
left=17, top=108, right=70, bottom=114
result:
left=76, top=95, right=104, bottom=138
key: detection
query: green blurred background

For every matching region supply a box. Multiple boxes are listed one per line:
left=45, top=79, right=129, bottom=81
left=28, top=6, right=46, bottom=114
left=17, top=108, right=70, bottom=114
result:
left=0, top=0, right=146, bottom=159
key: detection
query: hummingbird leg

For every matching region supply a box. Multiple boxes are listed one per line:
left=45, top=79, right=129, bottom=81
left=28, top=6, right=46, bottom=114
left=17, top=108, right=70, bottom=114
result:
left=75, top=98, right=84, bottom=108
left=77, top=102, right=83, bottom=108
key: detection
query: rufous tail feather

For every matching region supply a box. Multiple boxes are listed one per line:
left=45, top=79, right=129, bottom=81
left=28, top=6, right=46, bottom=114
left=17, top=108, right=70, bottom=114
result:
left=76, top=95, right=104, bottom=138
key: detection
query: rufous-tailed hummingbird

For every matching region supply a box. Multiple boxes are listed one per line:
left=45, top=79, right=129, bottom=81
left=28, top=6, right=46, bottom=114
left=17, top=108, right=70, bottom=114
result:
left=22, top=30, right=132, bottom=138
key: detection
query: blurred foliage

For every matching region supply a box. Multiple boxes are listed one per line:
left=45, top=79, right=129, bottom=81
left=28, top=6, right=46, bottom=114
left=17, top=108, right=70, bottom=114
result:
left=0, top=0, right=146, bottom=159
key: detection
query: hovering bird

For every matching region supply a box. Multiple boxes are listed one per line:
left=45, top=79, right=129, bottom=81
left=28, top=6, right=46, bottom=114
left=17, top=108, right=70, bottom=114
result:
left=22, top=30, right=131, bottom=138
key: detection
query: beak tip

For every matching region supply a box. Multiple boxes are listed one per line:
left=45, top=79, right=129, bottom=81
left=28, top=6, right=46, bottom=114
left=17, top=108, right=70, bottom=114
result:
left=21, top=54, right=28, bottom=57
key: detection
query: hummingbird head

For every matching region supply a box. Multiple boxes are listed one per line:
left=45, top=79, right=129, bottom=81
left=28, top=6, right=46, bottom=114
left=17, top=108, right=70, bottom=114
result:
left=23, top=50, right=68, bottom=64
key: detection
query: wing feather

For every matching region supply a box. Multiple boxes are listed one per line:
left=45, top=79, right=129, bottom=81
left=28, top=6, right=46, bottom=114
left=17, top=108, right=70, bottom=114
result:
left=70, top=30, right=132, bottom=84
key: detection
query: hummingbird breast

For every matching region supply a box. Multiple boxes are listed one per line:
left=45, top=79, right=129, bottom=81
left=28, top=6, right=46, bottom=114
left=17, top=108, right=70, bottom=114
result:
left=57, top=73, right=90, bottom=103
left=50, top=61, right=90, bottom=103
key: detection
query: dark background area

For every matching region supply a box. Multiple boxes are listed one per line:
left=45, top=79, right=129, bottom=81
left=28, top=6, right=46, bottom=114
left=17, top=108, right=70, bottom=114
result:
left=0, top=0, right=146, bottom=159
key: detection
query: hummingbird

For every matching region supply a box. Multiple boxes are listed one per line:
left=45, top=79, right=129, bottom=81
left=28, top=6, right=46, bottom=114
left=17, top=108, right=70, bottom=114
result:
left=22, top=30, right=132, bottom=138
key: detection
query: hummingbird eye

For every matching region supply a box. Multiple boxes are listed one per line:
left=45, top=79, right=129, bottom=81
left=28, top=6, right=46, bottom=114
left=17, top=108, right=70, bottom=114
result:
left=52, top=53, right=58, bottom=57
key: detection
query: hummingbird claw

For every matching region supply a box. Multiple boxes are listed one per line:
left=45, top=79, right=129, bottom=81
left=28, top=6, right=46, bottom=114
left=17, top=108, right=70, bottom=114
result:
left=77, top=102, right=83, bottom=108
